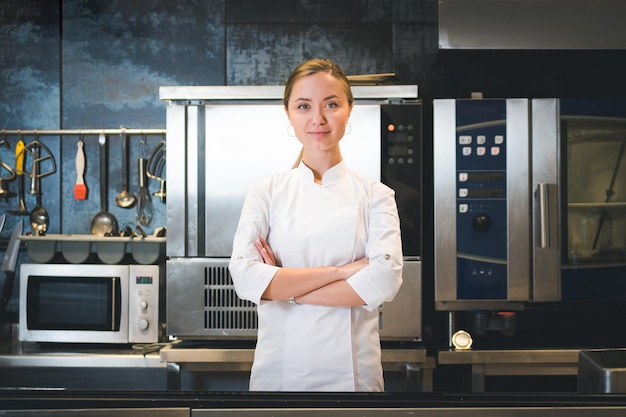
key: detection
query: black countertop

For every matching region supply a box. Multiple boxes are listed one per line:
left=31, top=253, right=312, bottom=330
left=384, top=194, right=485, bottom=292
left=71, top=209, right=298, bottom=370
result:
left=2, top=390, right=626, bottom=411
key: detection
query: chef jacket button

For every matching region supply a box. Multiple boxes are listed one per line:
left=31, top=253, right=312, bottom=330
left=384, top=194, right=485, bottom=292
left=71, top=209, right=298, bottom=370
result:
left=385, top=254, right=391, bottom=260
left=236, top=256, right=243, bottom=260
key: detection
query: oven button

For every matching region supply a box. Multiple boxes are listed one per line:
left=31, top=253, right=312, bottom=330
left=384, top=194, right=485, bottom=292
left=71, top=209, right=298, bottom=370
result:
left=140, top=300, right=148, bottom=310
left=138, top=318, right=149, bottom=330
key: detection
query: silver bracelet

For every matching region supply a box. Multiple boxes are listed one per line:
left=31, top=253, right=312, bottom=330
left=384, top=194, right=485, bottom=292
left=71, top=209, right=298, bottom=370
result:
left=288, top=296, right=300, bottom=305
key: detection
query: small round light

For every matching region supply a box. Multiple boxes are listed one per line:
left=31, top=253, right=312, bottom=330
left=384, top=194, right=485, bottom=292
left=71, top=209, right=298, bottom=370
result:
left=452, top=330, right=473, bottom=350
left=387, top=124, right=395, bottom=132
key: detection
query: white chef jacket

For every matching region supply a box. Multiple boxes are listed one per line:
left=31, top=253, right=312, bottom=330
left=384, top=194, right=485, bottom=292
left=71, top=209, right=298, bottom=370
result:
left=228, top=160, right=403, bottom=392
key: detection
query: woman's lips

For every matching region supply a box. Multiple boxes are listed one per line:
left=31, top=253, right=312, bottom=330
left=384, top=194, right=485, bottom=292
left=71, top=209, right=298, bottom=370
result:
left=308, top=130, right=330, bottom=136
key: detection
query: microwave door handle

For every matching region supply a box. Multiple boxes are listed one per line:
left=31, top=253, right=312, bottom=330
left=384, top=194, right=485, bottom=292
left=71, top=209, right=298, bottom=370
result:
left=538, top=183, right=550, bottom=249
left=111, top=277, right=117, bottom=331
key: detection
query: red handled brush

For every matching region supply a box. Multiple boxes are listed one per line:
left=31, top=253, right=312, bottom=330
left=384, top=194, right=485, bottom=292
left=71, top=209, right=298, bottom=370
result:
left=74, top=139, right=87, bottom=200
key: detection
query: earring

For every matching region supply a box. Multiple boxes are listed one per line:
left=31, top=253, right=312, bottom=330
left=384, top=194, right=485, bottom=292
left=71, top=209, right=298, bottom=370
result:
left=287, top=125, right=296, bottom=137
left=344, top=123, right=352, bottom=136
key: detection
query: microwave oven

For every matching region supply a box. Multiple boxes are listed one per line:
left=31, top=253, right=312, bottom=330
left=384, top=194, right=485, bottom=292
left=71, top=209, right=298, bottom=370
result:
left=19, top=263, right=161, bottom=344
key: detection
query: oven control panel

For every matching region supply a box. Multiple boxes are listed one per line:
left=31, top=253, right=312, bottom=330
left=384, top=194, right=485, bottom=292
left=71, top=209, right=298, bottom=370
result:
left=381, top=103, right=422, bottom=257
left=455, top=99, right=508, bottom=300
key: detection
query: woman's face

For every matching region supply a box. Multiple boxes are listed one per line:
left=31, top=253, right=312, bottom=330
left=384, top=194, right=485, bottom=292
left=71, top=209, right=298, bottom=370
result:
left=285, top=72, right=352, bottom=156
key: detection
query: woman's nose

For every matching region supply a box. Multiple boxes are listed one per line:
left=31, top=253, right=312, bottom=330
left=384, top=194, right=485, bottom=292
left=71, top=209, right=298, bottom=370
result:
left=311, top=106, right=326, bottom=124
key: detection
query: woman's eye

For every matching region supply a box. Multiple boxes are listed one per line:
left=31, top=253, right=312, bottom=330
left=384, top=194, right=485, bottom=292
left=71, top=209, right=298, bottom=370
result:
left=326, top=102, right=338, bottom=108
left=297, top=104, right=309, bottom=110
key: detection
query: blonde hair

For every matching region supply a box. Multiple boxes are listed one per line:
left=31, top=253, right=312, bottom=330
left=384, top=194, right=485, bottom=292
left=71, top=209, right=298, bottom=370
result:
left=284, top=58, right=353, bottom=168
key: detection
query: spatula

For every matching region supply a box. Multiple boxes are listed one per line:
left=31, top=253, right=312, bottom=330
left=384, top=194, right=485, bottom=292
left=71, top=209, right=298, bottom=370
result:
left=74, top=139, right=87, bottom=200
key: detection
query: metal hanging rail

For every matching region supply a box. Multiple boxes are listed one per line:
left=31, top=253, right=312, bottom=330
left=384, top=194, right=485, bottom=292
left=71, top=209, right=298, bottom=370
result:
left=0, top=128, right=166, bottom=136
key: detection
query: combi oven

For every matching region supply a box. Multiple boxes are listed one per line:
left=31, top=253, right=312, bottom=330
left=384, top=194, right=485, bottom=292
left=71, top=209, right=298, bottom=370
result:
left=160, top=85, right=423, bottom=341
left=434, top=98, right=626, bottom=310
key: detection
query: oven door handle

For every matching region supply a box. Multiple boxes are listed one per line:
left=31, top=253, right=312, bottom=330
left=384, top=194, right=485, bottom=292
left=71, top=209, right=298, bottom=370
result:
left=538, top=183, right=550, bottom=249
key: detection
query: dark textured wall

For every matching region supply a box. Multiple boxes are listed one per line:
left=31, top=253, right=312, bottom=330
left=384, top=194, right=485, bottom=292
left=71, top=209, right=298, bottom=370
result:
left=0, top=0, right=436, bottom=237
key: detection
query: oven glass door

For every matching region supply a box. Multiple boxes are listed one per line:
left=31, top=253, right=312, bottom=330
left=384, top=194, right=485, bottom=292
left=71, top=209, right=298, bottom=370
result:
left=26, top=276, right=122, bottom=331
left=561, top=100, right=626, bottom=301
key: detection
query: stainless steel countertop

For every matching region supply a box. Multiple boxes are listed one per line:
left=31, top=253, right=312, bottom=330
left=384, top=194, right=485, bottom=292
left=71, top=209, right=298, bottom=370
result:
left=160, top=346, right=427, bottom=364
left=0, top=341, right=166, bottom=368
left=0, top=341, right=428, bottom=370
left=439, top=349, right=580, bottom=365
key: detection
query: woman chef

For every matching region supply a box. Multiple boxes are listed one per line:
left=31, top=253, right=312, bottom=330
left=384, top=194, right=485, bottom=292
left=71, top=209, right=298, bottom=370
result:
left=228, top=58, right=403, bottom=392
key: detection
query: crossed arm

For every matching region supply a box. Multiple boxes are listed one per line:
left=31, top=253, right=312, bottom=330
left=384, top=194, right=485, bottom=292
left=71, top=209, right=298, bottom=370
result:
left=255, top=235, right=368, bottom=306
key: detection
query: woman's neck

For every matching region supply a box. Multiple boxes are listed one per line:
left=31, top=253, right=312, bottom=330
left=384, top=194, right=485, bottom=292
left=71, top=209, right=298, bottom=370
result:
left=301, top=150, right=342, bottom=184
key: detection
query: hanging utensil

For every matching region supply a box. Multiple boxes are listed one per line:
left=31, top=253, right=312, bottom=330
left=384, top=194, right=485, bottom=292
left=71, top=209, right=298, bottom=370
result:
left=0, top=140, right=16, bottom=201
left=136, top=137, right=153, bottom=226
left=91, top=133, right=119, bottom=236
left=20, top=135, right=54, bottom=235
left=0, top=138, right=15, bottom=200
left=0, top=163, right=16, bottom=201
left=115, top=127, right=136, bottom=208
left=8, top=137, right=28, bottom=216
left=74, top=136, right=87, bottom=200
left=146, top=140, right=166, bottom=202
left=27, top=144, right=49, bottom=235
left=21, top=133, right=57, bottom=195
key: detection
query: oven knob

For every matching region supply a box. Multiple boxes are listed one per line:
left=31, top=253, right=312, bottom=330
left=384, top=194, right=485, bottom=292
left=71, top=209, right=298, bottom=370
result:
left=138, top=318, right=149, bottom=330
left=140, top=300, right=148, bottom=310
left=472, top=213, right=492, bottom=232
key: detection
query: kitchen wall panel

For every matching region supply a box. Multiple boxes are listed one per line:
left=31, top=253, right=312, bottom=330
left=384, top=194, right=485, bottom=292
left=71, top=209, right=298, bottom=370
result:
left=62, top=0, right=226, bottom=128
left=227, top=23, right=393, bottom=85
left=0, top=0, right=60, bottom=129
left=60, top=0, right=225, bottom=234
left=226, top=0, right=391, bottom=22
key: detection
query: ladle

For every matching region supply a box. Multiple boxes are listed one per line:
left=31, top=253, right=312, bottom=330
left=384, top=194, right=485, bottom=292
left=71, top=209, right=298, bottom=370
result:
left=115, top=128, right=136, bottom=208
left=91, top=133, right=119, bottom=236
left=30, top=193, right=49, bottom=235
left=24, top=140, right=50, bottom=232
left=28, top=144, right=49, bottom=235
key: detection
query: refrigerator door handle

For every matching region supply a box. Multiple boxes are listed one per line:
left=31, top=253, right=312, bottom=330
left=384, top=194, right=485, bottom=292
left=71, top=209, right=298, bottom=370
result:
left=538, top=183, right=550, bottom=249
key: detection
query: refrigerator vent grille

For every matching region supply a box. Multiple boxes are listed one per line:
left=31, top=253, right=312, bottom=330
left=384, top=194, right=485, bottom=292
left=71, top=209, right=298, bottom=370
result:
left=204, top=265, right=257, bottom=334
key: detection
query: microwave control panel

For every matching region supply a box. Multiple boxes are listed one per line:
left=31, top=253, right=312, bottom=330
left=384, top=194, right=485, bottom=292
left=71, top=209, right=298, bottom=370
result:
left=128, top=264, right=160, bottom=343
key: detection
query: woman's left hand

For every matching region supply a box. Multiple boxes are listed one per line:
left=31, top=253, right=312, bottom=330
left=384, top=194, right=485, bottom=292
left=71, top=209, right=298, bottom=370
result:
left=254, top=234, right=278, bottom=266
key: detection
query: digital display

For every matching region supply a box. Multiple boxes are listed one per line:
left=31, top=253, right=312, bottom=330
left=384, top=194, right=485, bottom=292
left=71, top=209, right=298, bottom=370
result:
left=467, top=172, right=506, bottom=182
left=387, top=132, right=410, bottom=143
left=388, top=145, right=409, bottom=156
left=467, top=188, right=506, bottom=198
left=136, top=275, right=153, bottom=284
